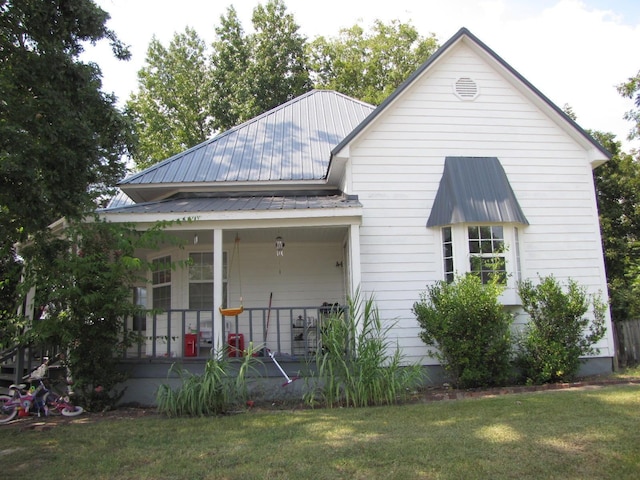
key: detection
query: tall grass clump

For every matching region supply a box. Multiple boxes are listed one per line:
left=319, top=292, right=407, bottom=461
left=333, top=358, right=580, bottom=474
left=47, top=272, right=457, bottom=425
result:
left=413, top=273, right=514, bottom=388
left=156, top=343, right=260, bottom=416
left=305, top=292, right=425, bottom=408
left=516, top=275, right=607, bottom=384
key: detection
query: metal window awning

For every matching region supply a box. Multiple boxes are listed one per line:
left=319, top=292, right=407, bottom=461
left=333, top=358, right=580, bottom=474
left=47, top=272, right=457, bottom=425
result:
left=426, top=157, right=528, bottom=227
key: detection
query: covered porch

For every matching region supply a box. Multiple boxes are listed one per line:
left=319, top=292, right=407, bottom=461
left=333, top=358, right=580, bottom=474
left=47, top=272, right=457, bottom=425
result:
left=119, top=223, right=360, bottom=361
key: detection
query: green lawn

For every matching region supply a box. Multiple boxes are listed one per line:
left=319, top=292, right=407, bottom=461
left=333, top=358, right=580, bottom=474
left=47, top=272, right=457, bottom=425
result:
left=2, top=384, right=640, bottom=479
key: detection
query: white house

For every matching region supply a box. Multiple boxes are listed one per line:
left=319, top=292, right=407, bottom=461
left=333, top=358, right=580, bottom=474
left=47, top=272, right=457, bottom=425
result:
left=99, top=27, right=614, bottom=400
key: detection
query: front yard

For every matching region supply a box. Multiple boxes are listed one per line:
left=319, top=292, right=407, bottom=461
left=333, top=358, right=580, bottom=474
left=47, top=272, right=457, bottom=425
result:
left=2, top=383, right=640, bottom=479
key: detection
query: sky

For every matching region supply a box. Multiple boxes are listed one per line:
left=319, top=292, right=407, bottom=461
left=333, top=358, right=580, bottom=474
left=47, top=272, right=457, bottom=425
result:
left=87, top=0, right=640, bottom=151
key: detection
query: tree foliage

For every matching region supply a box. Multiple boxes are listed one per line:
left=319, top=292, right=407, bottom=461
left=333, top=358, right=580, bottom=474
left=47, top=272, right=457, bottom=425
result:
left=20, top=218, right=182, bottom=411
left=591, top=131, right=640, bottom=321
left=126, top=28, right=214, bottom=170
left=618, top=71, right=640, bottom=140
left=0, top=0, right=133, bottom=345
left=309, top=19, right=439, bottom=105
left=0, top=0, right=132, bottom=239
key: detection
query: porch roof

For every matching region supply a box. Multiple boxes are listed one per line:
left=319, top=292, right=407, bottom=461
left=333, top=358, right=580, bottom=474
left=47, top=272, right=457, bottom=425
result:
left=99, top=193, right=361, bottom=215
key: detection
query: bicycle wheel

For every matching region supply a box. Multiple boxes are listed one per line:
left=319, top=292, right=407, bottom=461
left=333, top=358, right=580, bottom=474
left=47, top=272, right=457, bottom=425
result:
left=61, top=405, right=84, bottom=417
left=0, top=394, right=18, bottom=423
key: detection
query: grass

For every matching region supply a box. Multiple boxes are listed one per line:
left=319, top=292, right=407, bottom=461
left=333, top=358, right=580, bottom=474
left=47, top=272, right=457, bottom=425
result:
left=2, top=384, right=640, bottom=479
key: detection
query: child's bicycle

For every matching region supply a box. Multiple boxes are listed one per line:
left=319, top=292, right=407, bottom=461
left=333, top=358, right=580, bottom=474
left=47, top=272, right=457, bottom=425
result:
left=0, top=354, right=83, bottom=424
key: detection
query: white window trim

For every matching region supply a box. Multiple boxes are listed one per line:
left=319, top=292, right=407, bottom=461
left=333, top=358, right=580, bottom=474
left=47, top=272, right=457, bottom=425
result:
left=441, top=224, right=523, bottom=305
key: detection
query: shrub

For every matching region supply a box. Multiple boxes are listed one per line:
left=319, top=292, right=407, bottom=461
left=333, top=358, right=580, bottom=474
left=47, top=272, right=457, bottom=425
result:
left=305, top=292, right=425, bottom=408
left=413, top=274, right=514, bottom=388
left=516, top=276, right=607, bottom=384
left=156, top=344, right=259, bottom=416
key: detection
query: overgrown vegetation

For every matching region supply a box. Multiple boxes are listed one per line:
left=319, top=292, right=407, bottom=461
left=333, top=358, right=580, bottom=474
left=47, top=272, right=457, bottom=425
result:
left=20, top=218, right=184, bottom=411
left=156, top=344, right=260, bottom=416
left=515, top=275, right=607, bottom=384
left=304, top=292, right=425, bottom=407
left=413, top=274, right=514, bottom=388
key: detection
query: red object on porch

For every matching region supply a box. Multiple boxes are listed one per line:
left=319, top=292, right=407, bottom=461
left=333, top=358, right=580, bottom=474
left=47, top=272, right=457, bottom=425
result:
left=184, top=333, right=197, bottom=357
left=227, top=333, right=244, bottom=357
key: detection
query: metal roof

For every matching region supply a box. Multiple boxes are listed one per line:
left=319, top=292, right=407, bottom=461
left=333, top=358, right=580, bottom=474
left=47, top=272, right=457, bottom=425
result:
left=100, top=193, right=361, bottom=215
left=120, top=90, right=375, bottom=187
left=426, top=157, right=529, bottom=227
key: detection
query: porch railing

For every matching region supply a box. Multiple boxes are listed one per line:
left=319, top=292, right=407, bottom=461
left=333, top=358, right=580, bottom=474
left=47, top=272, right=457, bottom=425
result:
left=121, top=305, right=345, bottom=361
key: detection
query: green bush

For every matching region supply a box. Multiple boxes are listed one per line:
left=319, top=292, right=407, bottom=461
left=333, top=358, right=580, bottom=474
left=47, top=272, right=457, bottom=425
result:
left=516, top=276, right=607, bottom=384
left=305, top=292, right=425, bottom=408
left=156, top=344, right=260, bottom=416
left=413, top=274, right=514, bottom=388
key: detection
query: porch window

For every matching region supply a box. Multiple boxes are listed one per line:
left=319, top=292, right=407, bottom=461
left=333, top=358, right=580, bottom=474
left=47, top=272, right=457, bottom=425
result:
left=151, top=255, right=171, bottom=310
left=189, top=252, right=213, bottom=310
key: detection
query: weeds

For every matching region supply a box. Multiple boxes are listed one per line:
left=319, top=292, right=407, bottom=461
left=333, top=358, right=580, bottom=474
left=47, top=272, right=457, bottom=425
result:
left=156, top=343, right=261, bottom=416
left=305, top=291, right=424, bottom=407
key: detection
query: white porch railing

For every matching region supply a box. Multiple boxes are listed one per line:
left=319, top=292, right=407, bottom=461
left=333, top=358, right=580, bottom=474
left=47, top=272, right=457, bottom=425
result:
left=121, top=305, right=344, bottom=360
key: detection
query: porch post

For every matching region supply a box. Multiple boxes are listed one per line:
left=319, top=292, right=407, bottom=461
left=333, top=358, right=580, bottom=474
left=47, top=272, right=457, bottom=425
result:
left=213, top=229, right=224, bottom=353
left=348, top=223, right=361, bottom=298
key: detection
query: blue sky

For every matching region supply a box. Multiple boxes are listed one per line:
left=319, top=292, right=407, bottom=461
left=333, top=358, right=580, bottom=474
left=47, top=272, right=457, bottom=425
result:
left=90, top=0, right=640, bottom=150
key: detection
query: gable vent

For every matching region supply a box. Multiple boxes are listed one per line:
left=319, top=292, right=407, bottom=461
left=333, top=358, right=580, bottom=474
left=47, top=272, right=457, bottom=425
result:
left=453, top=77, right=479, bottom=100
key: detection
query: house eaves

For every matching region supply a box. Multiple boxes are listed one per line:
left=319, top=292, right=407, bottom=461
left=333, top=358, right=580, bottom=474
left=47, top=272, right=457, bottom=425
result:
left=98, top=193, right=362, bottom=225
left=329, top=27, right=611, bottom=174
left=119, top=90, right=375, bottom=204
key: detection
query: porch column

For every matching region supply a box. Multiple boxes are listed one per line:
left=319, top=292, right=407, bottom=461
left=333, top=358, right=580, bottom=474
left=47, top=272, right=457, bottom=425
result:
left=213, top=229, right=223, bottom=352
left=348, top=223, right=361, bottom=298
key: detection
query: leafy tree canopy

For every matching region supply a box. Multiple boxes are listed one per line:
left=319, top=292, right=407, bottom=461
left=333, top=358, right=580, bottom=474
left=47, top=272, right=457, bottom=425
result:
left=126, top=28, right=214, bottom=170
left=592, top=130, right=640, bottom=321
left=308, top=19, right=439, bottom=105
left=618, top=71, right=640, bottom=140
left=0, top=0, right=133, bottom=241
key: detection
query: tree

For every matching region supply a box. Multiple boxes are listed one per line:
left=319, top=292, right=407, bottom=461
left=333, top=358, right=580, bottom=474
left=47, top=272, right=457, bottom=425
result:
left=618, top=71, right=640, bottom=140
left=0, top=0, right=133, bottom=340
left=126, top=28, right=214, bottom=170
left=0, top=0, right=132, bottom=239
left=309, top=19, right=439, bottom=105
left=246, top=0, right=310, bottom=116
left=21, top=218, right=183, bottom=411
left=591, top=131, right=640, bottom=322
left=210, top=6, right=252, bottom=132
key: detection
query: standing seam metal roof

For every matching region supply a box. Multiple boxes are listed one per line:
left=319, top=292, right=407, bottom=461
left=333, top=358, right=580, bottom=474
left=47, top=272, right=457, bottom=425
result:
left=120, top=90, right=375, bottom=186
left=426, top=157, right=529, bottom=227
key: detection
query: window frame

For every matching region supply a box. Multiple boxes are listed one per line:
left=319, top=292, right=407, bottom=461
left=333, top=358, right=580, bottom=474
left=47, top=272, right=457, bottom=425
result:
left=439, top=224, right=523, bottom=294
left=151, top=255, right=172, bottom=311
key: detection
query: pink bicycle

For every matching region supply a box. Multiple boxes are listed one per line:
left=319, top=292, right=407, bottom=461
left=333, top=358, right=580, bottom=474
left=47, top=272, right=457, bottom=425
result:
left=0, top=356, right=83, bottom=423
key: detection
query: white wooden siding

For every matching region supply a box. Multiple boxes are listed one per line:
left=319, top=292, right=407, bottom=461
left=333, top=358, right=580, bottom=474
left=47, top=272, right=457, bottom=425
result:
left=345, top=41, right=613, bottom=364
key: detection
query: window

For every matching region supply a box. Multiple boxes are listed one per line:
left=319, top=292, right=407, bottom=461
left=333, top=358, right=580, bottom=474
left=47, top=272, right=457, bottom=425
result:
left=468, top=226, right=506, bottom=284
left=132, top=287, right=147, bottom=331
left=440, top=225, right=520, bottom=286
left=189, top=252, right=213, bottom=310
left=152, top=256, right=171, bottom=310
left=442, top=227, right=454, bottom=283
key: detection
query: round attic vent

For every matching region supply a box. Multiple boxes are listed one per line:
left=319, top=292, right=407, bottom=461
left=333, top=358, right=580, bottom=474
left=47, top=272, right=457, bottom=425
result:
left=454, top=77, right=479, bottom=100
